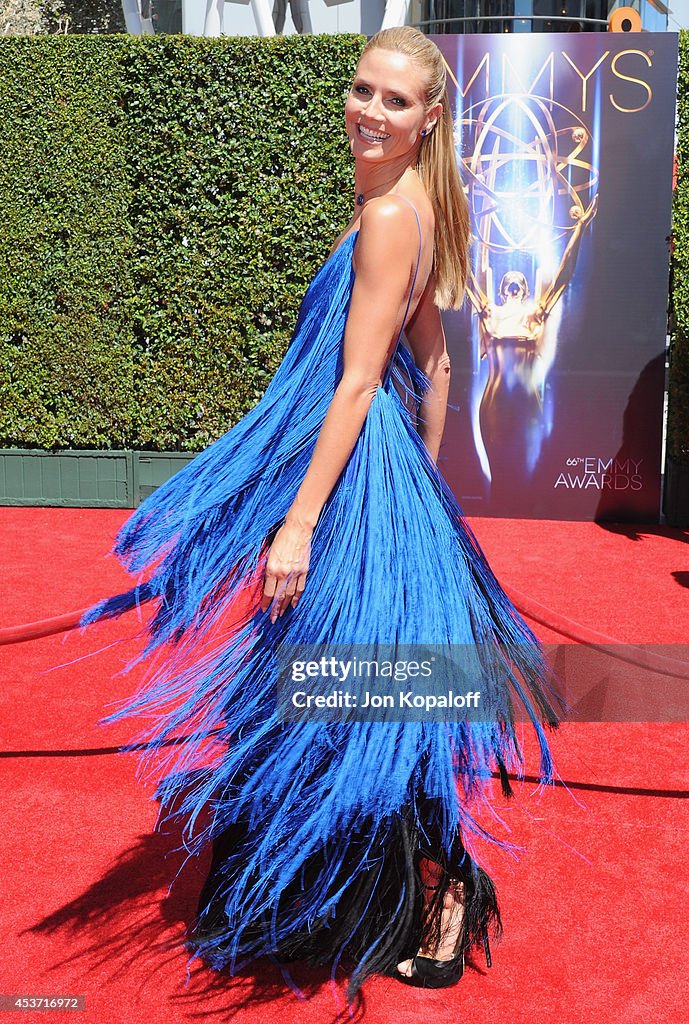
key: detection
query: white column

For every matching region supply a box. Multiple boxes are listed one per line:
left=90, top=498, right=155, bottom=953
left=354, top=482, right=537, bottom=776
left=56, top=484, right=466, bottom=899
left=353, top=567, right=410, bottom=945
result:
left=121, top=0, right=144, bottom=33
left=251, top=0, right=277, bottom=34
left=381, top=0, right=409, bottom=28
left=203, top=0, right=224, bottom=35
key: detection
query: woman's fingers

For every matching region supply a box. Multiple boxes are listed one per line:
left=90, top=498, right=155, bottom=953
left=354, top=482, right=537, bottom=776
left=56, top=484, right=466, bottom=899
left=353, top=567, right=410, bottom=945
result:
left=262, top=567, right=304, bottom=621
left=269, top=570, right=301, bottom=623
left=260, top=572, right=278, bottom=613
left=291, top=572, right=307, bottom=608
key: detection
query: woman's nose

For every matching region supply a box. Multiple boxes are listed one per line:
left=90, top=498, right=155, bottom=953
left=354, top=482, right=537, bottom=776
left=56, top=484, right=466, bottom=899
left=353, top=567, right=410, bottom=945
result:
left=363, top=93, right=384, bottom=121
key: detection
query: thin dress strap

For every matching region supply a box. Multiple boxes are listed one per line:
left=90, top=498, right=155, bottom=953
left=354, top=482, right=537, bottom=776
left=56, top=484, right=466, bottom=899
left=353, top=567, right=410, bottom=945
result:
left=382, top=195, right=423, bottom=388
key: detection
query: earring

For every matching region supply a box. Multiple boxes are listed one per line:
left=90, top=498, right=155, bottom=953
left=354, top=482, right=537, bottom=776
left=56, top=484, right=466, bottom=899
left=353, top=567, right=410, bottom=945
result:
left=421, top=129, right=427, bottom=137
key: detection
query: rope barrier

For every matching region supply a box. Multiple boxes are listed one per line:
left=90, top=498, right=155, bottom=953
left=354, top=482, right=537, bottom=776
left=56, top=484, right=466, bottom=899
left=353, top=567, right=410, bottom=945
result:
left=0, top=607, right=91, bottom=645
left=503, top=586, right=689, bottom=681
left=2, top=587, right=688, bottom=680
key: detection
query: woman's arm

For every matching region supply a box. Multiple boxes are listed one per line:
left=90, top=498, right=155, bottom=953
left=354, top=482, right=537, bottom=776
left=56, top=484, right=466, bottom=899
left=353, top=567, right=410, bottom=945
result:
left=404, top=273, right=451, bottom=465
left=260, top=197, right=420, bottom=621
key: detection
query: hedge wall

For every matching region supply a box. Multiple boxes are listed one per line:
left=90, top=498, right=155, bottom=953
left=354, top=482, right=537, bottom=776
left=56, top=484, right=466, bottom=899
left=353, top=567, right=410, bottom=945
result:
left=0, top=34, right=363, bottom=451
left=669, top=31, right=689, bottom=467
left=3, top=32, right=687, bottom=464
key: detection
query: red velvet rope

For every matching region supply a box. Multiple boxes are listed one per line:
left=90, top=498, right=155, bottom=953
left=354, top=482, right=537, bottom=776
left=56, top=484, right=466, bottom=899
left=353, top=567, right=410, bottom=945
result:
left=503, top=586, right=689, bottom=681
left=2, top=589, right=688, bottom=681
left=0, top=608, right=92, bottom=645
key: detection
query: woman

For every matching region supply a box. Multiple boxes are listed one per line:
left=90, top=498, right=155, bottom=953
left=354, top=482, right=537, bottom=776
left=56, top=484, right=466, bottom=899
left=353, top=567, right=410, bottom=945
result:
left=82, top=27, right=560, bottom=998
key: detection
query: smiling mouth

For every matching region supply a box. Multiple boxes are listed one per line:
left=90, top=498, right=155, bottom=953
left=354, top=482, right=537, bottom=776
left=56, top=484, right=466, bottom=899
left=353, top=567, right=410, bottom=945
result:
left=357, top=124, right=391, bottom=143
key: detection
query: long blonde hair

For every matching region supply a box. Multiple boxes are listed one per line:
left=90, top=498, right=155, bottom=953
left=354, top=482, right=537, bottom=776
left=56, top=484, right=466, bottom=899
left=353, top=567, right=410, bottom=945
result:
left=360, top=27, right=470, bottom=310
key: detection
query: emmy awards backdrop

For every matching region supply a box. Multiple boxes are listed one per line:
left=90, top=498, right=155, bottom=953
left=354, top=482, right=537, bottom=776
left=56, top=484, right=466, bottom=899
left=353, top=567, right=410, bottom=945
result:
left=435, top=32, right=677, bottom=522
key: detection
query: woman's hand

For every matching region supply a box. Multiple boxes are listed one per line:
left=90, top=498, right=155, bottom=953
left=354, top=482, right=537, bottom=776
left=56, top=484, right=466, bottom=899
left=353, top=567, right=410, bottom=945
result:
left=260, top=515, right=313, bottom=622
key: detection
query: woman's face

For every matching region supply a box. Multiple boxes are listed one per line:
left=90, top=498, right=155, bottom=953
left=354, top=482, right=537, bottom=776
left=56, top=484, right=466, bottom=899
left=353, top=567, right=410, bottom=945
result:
left=345, top=48, right=437, bottom=167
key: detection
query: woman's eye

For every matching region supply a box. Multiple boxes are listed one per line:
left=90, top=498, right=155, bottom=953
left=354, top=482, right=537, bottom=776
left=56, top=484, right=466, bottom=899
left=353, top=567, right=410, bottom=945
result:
left=352, top=86, right=406, bottom=107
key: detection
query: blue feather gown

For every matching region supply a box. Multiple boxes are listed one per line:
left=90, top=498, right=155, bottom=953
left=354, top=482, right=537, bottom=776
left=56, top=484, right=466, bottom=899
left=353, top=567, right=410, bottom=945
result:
left=82, top=227, right=561, bottom=998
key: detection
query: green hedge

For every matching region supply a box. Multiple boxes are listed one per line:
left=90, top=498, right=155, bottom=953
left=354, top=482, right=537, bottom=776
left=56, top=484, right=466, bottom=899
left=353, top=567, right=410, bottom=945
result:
left=4, top=32, right=687, bottom=463
left=0, top=34, right=363, bottom=451
left=669, top=31, right=689, bottom=466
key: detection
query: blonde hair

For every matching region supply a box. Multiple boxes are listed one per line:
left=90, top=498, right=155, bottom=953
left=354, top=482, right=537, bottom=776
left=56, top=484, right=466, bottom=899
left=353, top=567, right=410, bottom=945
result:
left=360, top=27, right=470, bottom=310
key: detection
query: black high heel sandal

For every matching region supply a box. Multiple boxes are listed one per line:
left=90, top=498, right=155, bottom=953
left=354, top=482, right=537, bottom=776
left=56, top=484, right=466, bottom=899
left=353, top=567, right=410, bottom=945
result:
left=396, top=950, right=467, bottom=988
left=396, top=869, right=493, bottom=989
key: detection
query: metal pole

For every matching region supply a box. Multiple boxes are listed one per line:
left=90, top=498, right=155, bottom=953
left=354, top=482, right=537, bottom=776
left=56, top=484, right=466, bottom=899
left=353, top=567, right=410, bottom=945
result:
left=411, top=14, right=609, bottom=27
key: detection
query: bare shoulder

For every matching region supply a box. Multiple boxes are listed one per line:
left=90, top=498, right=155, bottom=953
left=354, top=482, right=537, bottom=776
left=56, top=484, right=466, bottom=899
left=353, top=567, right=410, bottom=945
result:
left=361, top=193, right=420, bottom=224
left=357, top=195, right=420, bottom=257
left=353, top=197, right=425, bottom=291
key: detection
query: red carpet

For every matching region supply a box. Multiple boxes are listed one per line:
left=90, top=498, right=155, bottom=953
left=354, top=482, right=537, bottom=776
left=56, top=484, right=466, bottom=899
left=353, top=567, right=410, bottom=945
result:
left=1, top=509, right=687, bottom=1024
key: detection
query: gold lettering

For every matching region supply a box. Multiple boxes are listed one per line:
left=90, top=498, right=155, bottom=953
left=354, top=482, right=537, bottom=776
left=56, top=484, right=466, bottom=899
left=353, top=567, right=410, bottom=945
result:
left=609, top=50, right=653, bottom=113
left=446, top=47, right=654, bottom=114
left=444, top=52, right=490, bottom=99
left=502, top=53, right=555, bottom=103
left=460, top=53, right=490, bottom=99
left=561, top=51, right=609, bottom=113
